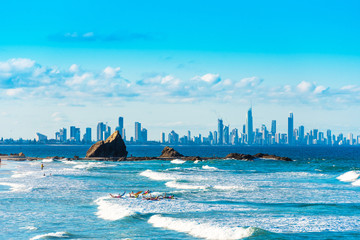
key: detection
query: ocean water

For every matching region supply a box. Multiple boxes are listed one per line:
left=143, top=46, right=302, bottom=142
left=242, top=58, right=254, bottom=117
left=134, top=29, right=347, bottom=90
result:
left=1, top=145, right=360, bottom=239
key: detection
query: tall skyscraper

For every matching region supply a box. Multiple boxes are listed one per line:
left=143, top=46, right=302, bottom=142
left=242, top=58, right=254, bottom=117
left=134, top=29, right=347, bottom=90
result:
left=70, top=126, right=80, bottom=142
left=84, top=127, right=92, bottom=143
left=161, top=132, right=166, bottom=143
left=218, top=119, right=224, bottom=145
left=246, top=108, right=253, bottom=145
left=141, top=128, right=148, bottom=142
left=326, top=129, right=332, bottom=145
left=299, top=125, right=305, bottom=144
left=135, top=122, right=141, bottom=142
left=271, top=120, right=276, bottom=136
left=97, top=122, right=105, bottom=141
left=188, top=130, right=191, bottom=142
left=223, top=125, right=229, bottom=144
left=288, top=113, right=293, bottom=145
left=116, top=117, right=124, bottom=137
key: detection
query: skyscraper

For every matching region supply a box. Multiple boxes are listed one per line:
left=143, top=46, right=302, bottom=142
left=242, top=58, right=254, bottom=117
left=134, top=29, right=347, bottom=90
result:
left=84, top=127, right=92, bottom=143
left=271, top=120, right=276, bottom=136
left=218, top=119, right=223, bottom=145
left=223, top=125, right=229, bottom=144
left=299, top=125, right=305, bottom=144
left=116, top=117, right=124, bottom=137
left=246, top=108, right=253, bottom=145
left=288, top=113, right=293, bottom=145
left=135, top=122, right=141, bottom=142
left=97, top=122, right=105, bottom=141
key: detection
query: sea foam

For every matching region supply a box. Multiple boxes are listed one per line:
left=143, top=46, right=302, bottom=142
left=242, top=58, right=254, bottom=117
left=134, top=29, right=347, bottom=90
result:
left=30, top=231, right=69, bottom=240
left=166, top=181, right=208, bottom=190
left=337, top=171, right=360, bottom=182
left=140, top=170, right=176, bottom=181
left=148, top=215, right=255, bottom=240
left=0, top=182, right=32, bottom=192
left=202, top=165, right=218, bottom=170
left=94, top=196, right=135, bottom=221
left=171, top=159, right=186, bottom=164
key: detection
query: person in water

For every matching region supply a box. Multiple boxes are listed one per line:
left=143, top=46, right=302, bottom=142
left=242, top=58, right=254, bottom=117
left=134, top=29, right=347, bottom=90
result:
left=41, top=163, right=44, bottom=170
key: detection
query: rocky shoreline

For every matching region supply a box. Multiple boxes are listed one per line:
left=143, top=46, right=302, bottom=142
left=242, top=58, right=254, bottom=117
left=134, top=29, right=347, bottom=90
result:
left=0, top=131, right=293, bottom=162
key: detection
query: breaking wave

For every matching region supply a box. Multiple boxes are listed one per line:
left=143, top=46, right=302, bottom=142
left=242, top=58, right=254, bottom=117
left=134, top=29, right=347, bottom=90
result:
left=337, top=171, right=360, bottom=182
left=166, top=181, right=208, bottom=190
left=148, top=215, right=256, bottom=240
left=94, top=196, right=135, bottom=221
left=0, top=182, right=32, bottom=192
left=171, top=159, right=186, bottom=164
left=140, top=170, right=177, bottom=181
left=202, top=165, right=218, bottom=170
left=30, top=231, right=70, bottom=240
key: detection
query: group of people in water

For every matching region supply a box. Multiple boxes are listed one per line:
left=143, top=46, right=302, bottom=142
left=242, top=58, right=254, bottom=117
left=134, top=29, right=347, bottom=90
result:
left=109, top=190, right=175, bottom=201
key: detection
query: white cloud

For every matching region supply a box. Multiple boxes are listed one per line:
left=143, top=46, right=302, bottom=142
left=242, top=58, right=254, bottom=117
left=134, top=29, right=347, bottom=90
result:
left=235, top=77, right=263, bottom=88
left=103, top=66, right=121, bottom=78
left=314, top=85, right=329, bottom=94
left=6, top=88, right=24, bottom=96
left=297, top=81, right=315, bottom=93
left=69, top=64, right=79, bottom=73
left=193, top=73, right=221, bottom=84
left=83, top=32, right=94, bottom=38
left=0, top=58, right=35, bottom=72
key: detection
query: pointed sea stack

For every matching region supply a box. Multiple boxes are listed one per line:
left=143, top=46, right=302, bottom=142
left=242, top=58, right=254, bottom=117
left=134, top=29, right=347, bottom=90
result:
left=159, top=146, right=183, bottom=158
left=86, top=131, right=128, bottom=158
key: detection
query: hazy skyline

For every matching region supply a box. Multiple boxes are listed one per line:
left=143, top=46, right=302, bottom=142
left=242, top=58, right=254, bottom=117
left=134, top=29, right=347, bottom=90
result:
left=1, top=0, right=360, bottom=139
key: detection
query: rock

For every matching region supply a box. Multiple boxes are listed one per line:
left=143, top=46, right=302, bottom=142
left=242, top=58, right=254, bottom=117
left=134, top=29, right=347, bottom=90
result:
left=159, top=146, right=183, bottom=158
left=86, top=131, right=128, bottom=158
left=184, top=156, right=202, bottom=161
left=225, top=153, right=254, bottom=160
left=19, top=152, right=25, bottom=157
left=73, top=156, right=80, bottom=160
left=253, top=153, right=293, bottom=161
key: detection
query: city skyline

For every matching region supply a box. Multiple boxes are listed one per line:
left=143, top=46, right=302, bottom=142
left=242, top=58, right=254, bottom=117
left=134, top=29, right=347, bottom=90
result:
left=1, top=1, right=360, bottom=139
left=3, top=107, right=360, bottom=146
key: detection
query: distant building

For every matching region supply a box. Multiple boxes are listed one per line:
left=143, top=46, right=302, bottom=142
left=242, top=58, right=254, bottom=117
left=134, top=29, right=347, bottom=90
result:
left=168, top=130, right=179, bottom=144
left=141, top=128, right=148, bottom=142
left=36, top=133, right=47, bottom=142
left=83, top=127, right=92, bottom=143
left=70, top=126, right=80, bottom=142
left=97, top=122, right=105, bottom=141
left=223, top=125, right=229, bottom=144
left=271, top=120, right=276, bottom=136
left=135, top=122, right=141, bottom=142
left=246, top=108, right=253, bottom=144
left=218, top=119, right=224, bottom=145
left=116, top=116, right=124, bottom=138
left=161, top=132, right=166, bottom=143
left=287, top=113, right=293, bottom=145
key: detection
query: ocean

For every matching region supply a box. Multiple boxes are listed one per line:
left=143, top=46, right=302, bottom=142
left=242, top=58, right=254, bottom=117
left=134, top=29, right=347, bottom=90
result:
left=1, top=145, right=360, bottom=239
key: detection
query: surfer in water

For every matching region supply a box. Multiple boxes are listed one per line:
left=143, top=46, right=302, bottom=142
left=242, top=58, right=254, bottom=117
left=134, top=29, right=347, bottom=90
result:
left=110, top=192, right=126, bottom=198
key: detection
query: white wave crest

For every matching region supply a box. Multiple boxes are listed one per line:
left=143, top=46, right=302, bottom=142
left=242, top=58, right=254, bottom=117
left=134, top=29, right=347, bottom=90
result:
left=94, top=197, right=135, bottom=221
left=0, top=182, right=32, bottom=192
left=140, top=170, right=176, bottom=181
left=194, top=160, right=200, bottom=164
left=30, top=231, right=69, bottom=240
left=213, top=185, right=242, bottom=191
left=352, top=179, right=360, bottom=186
left=42, top=158, right=54, bottom=163
left=148, top=215, right=255, bottom=240
left=166, top=181, right=208, bottom=190
left=73, top=162, right=115, bottom=170
left=20, top=226, right=38, bottom=230
left=337, top=171, right=360, bottom=182
left=202, top=165, right=218, bottom=170
left=171, top=159, right=186, bottom=164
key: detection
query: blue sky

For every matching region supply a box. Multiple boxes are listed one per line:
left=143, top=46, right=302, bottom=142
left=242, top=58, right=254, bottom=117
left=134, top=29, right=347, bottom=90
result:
left=1, top=0, right=360, bottom=140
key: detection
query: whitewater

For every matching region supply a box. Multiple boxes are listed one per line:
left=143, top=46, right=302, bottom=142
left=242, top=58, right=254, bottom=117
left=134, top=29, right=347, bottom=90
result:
left=1, top=145, right=360, bottom=239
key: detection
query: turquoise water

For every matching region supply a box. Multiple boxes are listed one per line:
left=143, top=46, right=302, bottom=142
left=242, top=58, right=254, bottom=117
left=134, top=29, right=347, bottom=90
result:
left=1, top=146, right=360, bottom=239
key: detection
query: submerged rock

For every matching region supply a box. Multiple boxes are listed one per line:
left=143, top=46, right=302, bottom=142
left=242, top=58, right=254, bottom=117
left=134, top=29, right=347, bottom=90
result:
left=159, top=146, right=183, bottom=158
left=253, top=153, right=292, bottom=161
left=86, top=131, right=128, bottom=158
left=225, top=153, right=254, bottom=160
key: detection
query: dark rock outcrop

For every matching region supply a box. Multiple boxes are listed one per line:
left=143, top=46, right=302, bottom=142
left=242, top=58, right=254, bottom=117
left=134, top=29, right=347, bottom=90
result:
left=184, top=156, right=202, bottom=161
left=225, top=153, right=254, bottom=160
left=253, top=153, right=292, bottom=161
left=86, top=131, right=128, bottom=158
left=19, top=152, right=25, bottom=157
left=159, top=146, right=183, bottom=158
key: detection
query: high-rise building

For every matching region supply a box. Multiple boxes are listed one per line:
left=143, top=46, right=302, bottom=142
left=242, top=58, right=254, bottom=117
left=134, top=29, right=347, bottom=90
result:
left=135, top=122, right=141, bottom=142
left=83, top=127, right=92, bottom=143
left=116, top=117, right=124, bottom=137
left=214, top=131, right=218, bottom=145
left=36, top=133, right=47, bottom=142
left=299, top=125, right=305, bottom=144
left=97, top=122, right=105, bottom=141
left=223, top=125, right=229, bottom=144
left=246, top=108, right=253, bottom=145
left=218, top=119, right=223, bottom=145
left=104, top=126, right=111, bottom=140
left=60, top=128, right=67, bottom=142
left=141, top=128, right=148, bottom=142
left=161, top=132, right=166, bottom=143
left=287, top=113, right=293, bottom=145
left=168, top=130, right=179, bottom=144
left=327, top=129, right=332, bottom=145
left=70, top=126, right=80, bottom=142
left=271, top=120, right=276, bottom=136
left=188, top=130, right=191, bottom=142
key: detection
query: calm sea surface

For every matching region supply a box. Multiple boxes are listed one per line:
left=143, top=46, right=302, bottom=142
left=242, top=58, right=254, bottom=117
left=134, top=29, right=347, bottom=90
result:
left=1, top=145, right=360, bottom=239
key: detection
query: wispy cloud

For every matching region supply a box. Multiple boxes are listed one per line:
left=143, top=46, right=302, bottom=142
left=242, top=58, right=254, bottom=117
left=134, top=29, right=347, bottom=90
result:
left=48, top=30, right=158, bottom=43
left=0, top=58, right=357, bottom=108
